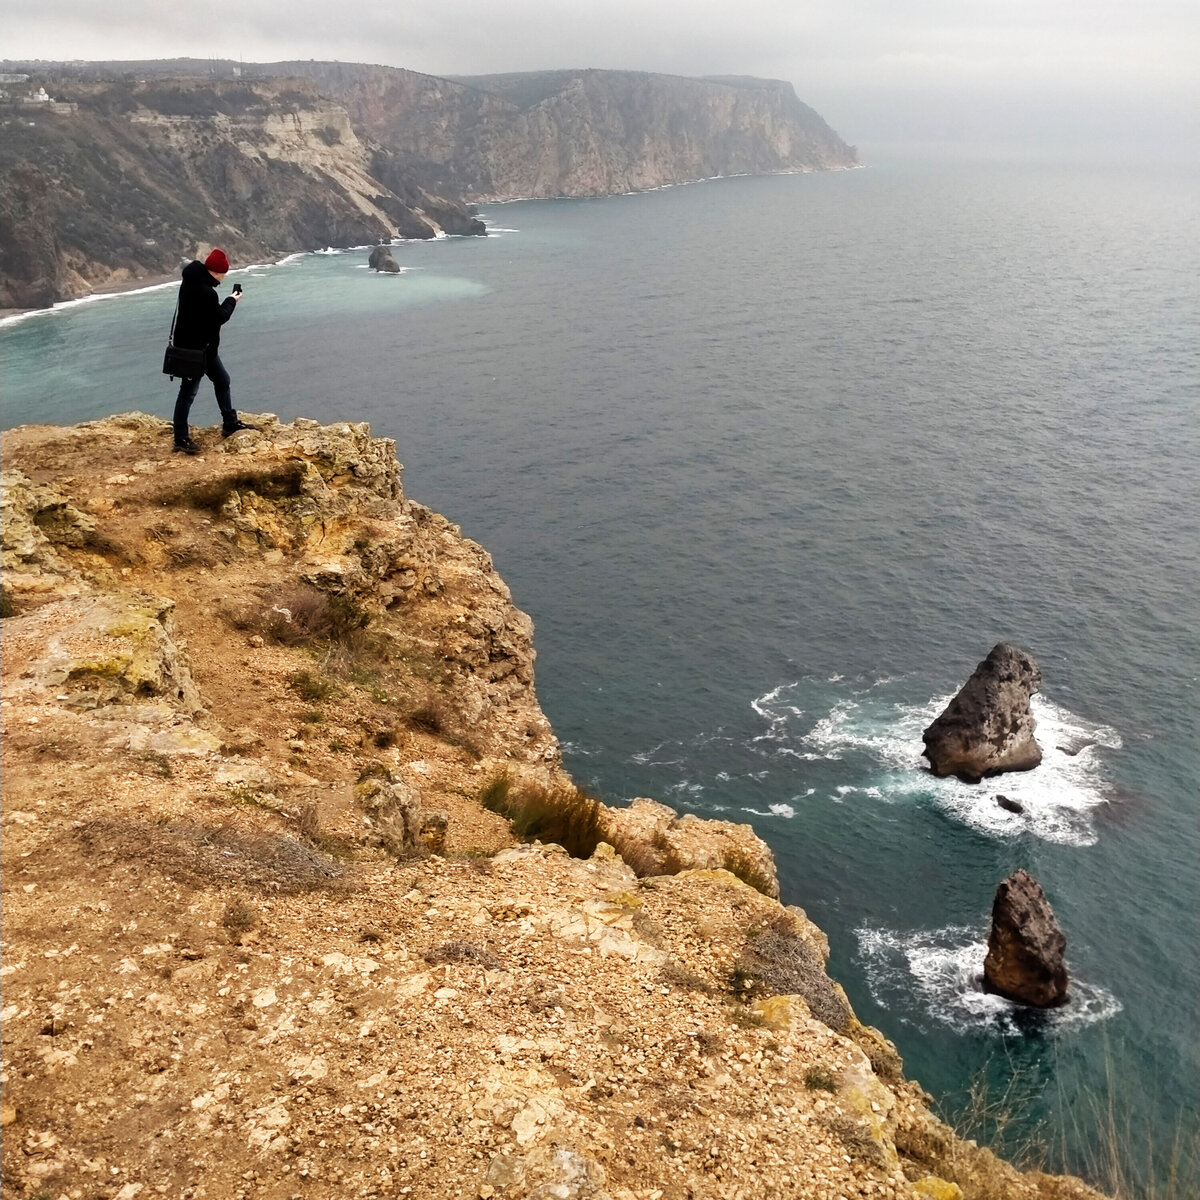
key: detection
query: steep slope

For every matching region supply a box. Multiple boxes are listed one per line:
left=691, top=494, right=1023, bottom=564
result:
left=1, top=413, right=1105, bottom=1200
left=0, top=76, right=484, bottom=308
left=268, top=62, right=858, bottom=199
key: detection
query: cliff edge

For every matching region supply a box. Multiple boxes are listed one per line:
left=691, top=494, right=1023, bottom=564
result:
left=1, top=415, right=1103, bottom=1200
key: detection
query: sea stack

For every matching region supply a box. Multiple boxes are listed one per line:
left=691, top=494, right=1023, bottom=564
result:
left=983, top=869, right=1069, bottom=1007
left=922, top=643, right=1043, bottom=783
left=368, top=245, right=401, bottom=273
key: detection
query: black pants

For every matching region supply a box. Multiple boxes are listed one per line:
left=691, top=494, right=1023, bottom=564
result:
left=173, top=352, right=237, bottom=443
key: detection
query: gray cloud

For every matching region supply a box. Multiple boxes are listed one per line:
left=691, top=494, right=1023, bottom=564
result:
left=7, top=0, right=1197, bottom=153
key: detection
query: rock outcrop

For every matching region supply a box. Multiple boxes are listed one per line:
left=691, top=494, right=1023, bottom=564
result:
left=922, top=643, right=1043, bottom=783
left=983, top=869, right=1069, bottom=1007
left=601, top=796, right=781, bottom=899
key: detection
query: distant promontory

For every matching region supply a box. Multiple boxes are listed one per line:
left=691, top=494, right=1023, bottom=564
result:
left=0, top=59, right=856, bottom=309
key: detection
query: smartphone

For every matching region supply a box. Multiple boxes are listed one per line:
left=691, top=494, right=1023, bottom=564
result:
left=232, top=284, right=243, bottom=295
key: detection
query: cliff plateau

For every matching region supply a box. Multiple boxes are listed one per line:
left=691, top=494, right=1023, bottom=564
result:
left=1, top=414, right=1106, bottom=1200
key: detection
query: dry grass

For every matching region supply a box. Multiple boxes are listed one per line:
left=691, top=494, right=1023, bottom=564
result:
left=720, top=847, right=777, bottom=898
left=220, top=896, right=259, bottom=942
left=481, top=770, right=606, bottom=859
left=288, top=668, right=340, bottom=702
left=406, top=695, right=449, bottom=735
left=229, top=582, right=369, bottom=648
left=804, top=1066, right=838, bottom=1092
left=74, top=818, right=351, bottom=895
left=730, top=916, right=851, bottom=1033
left=423, top=940, right=504, bottom=969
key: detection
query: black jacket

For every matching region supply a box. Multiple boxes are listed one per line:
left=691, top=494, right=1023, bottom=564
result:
left=173, top=260, right=236, bottom=353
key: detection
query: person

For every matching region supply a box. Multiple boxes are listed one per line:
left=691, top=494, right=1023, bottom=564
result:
left=170, top=248, right=254, bottom=453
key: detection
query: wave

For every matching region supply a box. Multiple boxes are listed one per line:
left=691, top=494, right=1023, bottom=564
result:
left=741, top=802, right=796, bottom=819
left=748, top=678, right=1122, bottom=846
left=0, top=278, right=179, bottom=327
left=856, top=924, right=1122, bottom=1036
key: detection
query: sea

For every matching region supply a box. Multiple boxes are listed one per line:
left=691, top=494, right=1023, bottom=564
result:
left=3, top=152, right=1197, bottom=1191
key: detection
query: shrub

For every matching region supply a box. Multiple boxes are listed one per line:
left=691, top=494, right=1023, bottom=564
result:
left=805, top=1066, right=838, bottom=1092
left=733, top=919, right=852, bottom=1033
left=260, top=585, right=367, bottom=647
left=221, top=896, right=259, bottom=942
left=481, top=771, right=606, bottom=859
left=424, top=940, right=503, bottom=969
left=288, top=669, right=339, bottom=702
left=406, top=696, right=449, bottom=736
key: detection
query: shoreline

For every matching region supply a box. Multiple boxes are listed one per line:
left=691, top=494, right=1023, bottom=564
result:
left=0, top=270, right=180, bottom=327
left=1, top=167, right=863, bottom=323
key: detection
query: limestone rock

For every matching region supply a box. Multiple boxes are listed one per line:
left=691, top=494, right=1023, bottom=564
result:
left=1, top=471, right=86, bottom=596
left=354, top=767, right=447, bottom=856
left=983, top=869, right=1069, bottom=1007
left=922, top=643, right=1043, bottom=782
left=602, top=798, right=780, bottom=898
left=301, top=64, right=857, bottom=201
left=368, top=244, right=401, bottom=272
left=3, top=590, right=203, bottom=716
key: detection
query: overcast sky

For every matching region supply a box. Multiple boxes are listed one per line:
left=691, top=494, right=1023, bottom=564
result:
left=7, top=0, right=1198, bottom=156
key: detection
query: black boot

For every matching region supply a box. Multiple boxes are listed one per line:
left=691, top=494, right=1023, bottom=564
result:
left=173, top=437, right=200, bottom=455
left=222, top=419, right=256, bottom=437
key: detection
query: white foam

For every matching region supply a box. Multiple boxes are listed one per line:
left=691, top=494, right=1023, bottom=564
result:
left=856, top=924, right=1122, bottom=1036
left=753, top=681, right=1123, bottom=846
left=740, top=802, right=796, bottom=818
left=0, top=278, right=179, bottom=326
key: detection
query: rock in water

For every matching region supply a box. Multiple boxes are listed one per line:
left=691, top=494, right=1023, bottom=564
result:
left=368, top=245, right=401, bottom=273
left=983, top=869, right=1069, bottom=1007
left=922, top=643, right=1043, bottom=783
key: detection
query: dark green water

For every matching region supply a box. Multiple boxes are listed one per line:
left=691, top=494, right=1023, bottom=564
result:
left=4, top=156, right=1197, bottom=1189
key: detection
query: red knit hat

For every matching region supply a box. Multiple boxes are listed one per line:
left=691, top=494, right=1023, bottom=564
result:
left=204, top=248, right=230, bottom=273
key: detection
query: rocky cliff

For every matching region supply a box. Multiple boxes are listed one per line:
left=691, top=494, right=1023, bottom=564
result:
left=1, top=414, right=1105, bottom=1200
left=1, top=60, right=855, bottom=308
left=0, top=75, right=484, bottom=309
left=265, top=62, right=857, bottom=200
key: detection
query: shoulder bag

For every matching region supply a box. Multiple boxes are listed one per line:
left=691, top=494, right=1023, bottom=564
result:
left=162, top=300, right=207, bottom=379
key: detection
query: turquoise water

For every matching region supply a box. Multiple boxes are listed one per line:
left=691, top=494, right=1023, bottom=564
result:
left=4, top=157, right=1197, bottom=1189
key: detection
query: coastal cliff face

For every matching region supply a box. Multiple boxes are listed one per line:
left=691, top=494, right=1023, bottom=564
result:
left=0, top=59, right=855, bottom=307
left=1, top=415, right=1105, bottom=1200
left=0, top=76, right=483, bottom=309
left=271, top=63, right=858, bottom=200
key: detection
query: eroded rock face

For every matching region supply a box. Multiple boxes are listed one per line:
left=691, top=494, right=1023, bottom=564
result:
left=922, top=643, right=1042, bottom=783
left=601, top=797, right=780, bottom=899
left=354, top=767, right=448, bottom=856
left=983, top=869, right=1069, bottom=1007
